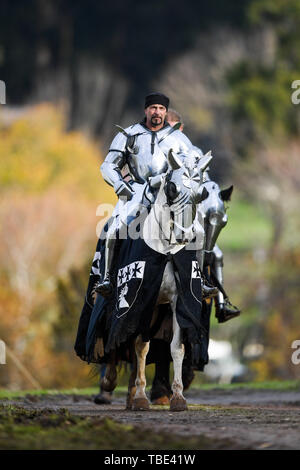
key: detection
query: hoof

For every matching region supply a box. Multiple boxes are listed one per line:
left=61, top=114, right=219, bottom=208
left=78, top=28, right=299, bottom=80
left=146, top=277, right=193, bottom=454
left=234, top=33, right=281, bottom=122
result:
left=132, top=397, right=150, bottom=411
left=152, top=395, right=170, bottom=406
left=94, top=392, right=112, bottom=405
left=170, top=396, right=187, bottom=412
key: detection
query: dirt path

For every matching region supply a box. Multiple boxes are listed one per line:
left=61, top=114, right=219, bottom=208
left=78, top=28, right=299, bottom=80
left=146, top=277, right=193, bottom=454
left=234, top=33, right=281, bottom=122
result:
left=2, top=388, right=300, bottom=450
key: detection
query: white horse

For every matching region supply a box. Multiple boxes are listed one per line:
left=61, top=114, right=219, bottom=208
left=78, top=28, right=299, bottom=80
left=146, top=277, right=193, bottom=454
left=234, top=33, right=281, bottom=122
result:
left=101, top=149, right=212, bottom=412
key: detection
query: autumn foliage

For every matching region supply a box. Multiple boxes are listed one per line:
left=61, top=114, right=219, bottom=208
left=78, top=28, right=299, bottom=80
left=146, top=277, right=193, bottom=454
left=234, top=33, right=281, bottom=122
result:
left=0, top=104, right=116, bottom=389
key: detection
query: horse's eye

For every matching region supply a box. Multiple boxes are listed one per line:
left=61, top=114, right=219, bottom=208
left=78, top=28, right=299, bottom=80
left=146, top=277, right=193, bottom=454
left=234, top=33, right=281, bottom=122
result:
left=195, top=186, right=209, bottom=204
left=165, top=181, right=178, bottom=202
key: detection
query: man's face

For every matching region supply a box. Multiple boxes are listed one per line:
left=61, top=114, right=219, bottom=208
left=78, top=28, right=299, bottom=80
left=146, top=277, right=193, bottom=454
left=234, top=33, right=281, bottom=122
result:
left=145, top=104, right=167, bottom=130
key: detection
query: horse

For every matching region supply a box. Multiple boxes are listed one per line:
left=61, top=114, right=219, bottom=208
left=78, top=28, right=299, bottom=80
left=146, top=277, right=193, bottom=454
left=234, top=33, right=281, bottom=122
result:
left=149, top=178, right=235, bottom=404
left=99, top=148, right=212, bottom=412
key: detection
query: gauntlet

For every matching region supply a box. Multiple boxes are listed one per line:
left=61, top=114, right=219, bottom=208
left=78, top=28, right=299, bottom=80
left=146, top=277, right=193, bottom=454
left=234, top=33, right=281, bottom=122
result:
left=113, top=180, right=134, bottom=199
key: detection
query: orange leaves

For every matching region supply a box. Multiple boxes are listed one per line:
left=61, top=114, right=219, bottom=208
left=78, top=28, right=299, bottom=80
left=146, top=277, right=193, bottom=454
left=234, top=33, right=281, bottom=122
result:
left=0, top=104, right=116, bottom=388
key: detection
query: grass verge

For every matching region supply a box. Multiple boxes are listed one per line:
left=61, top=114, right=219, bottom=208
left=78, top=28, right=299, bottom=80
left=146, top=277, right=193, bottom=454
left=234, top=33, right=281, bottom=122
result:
left=0, top=404, right=239, bottom=450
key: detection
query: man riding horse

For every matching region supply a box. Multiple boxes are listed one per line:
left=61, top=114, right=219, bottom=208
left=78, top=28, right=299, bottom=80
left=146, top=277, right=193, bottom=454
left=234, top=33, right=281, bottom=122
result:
left=96, top=92, right=239, bottom=321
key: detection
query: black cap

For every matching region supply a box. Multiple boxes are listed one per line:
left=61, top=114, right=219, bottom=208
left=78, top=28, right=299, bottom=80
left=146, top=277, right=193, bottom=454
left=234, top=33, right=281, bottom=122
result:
left=144, top=92, right=169, bottom=110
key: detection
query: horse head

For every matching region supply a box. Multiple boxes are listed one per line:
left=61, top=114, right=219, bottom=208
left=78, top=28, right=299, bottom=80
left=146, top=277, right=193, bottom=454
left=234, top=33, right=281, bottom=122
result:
left=200, top=179, right=234, bottom=251
left=163, top=148, right=212, bottom=244
left=143, top=147, right=212, bottom=253
left=165, top=148, right=211, bottom=204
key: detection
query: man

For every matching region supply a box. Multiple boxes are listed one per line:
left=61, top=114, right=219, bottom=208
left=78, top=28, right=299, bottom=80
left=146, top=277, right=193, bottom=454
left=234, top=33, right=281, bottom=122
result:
left=96, top=92, right=217, bottom=298
left=165, top=108, right=240, bottom=322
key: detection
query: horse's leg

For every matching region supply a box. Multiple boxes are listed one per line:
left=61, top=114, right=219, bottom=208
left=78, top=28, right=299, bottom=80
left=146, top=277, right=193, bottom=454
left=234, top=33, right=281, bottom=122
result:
left=100, top=351, right=117, bottom=393
left=170, top=300, right=187, bottom=411
left=150, top=340, right=172, bottom=405
left=126, top=350, right=137, bottom=410
left=132, top=334, right=150, bottom=411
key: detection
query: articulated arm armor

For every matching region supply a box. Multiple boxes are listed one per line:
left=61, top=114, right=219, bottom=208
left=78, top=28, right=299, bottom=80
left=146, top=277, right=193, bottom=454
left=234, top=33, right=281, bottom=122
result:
left=100, top=132, right=135, bottom=199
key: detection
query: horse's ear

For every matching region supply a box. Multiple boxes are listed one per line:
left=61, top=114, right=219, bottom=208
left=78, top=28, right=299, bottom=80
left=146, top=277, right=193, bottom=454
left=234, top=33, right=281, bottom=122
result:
left=168, top=149, right=183, bottom=170
left=198, top=151, right=213, bottom=171
left=219, top=185, right=234, bottom=201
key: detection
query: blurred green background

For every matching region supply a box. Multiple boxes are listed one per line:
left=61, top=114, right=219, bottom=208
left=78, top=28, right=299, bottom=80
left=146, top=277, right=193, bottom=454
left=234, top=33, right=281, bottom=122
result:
left=0, top=0, right=299, bottom=390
